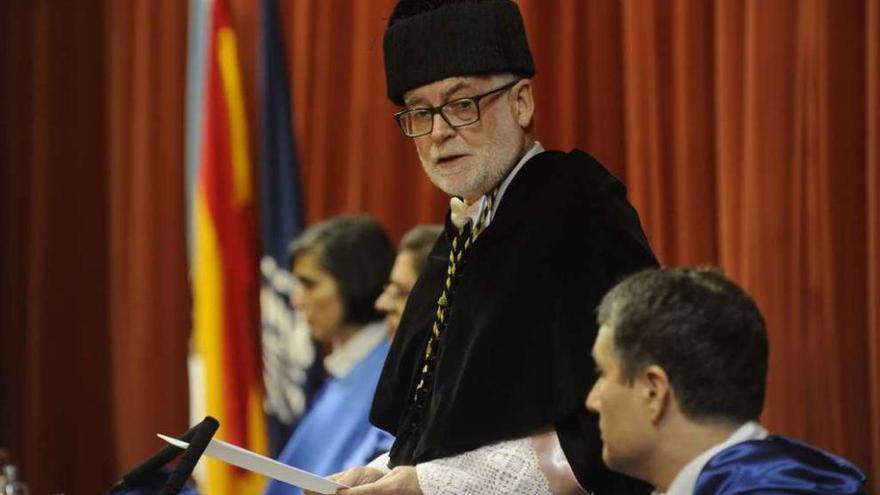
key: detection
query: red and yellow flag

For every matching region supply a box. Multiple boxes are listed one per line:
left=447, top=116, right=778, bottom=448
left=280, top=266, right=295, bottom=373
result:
left=192, top=0, right=267, bottom=493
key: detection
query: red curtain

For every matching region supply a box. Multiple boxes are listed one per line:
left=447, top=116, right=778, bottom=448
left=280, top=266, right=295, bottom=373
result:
left=865, top=0, right=880, bottom=482
left=1, top=1, right=878, bottom=493
left=1, top=1, right=190, bottom=494
left=274, top=3, right=880, bottom=481
left=0, top=1, right=116, bottom=492
left=105, top=0, right=192, bottom=478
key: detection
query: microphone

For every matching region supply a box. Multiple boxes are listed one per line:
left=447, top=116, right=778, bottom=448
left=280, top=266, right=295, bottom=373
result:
left=158, top=416, right=220, bottom=495
left=107, top=422, right=202, bottom=494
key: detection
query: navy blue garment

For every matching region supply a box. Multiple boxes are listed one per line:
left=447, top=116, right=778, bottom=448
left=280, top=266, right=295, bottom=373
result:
left=694, top=435, right=867, bottom=494
left=258, top=0, right=324, bottom=457
left=263, top=339, right=393, bottom=495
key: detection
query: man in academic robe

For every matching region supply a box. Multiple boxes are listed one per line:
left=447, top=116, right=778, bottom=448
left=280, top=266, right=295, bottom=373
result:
left=586, top=267, right=867, bottom=494
left=328, top=1, right=658, bottom=493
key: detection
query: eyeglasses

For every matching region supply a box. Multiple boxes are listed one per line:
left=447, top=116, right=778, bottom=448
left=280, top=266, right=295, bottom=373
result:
left=393, top=80, right=520, bottom=138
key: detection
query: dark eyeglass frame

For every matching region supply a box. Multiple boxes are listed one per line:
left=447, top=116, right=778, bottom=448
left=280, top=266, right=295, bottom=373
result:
left=393, top=80, right=520, bottom=138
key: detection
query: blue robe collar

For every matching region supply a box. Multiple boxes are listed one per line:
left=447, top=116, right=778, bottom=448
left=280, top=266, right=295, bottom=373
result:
left=694, top=434, right=867, bottom=494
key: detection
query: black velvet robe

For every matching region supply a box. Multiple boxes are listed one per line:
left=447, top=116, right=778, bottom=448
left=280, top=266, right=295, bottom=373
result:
left=370, top=149, right=658, bottom=493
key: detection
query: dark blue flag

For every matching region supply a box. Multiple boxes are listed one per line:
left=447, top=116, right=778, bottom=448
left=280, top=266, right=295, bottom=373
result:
left=258, top=0, right=324, bottom=457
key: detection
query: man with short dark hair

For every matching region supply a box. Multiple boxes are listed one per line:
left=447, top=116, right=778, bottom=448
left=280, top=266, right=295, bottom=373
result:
left=587, top=267, right=867, bottom=494
left=326, top=1, right=658, bottom=494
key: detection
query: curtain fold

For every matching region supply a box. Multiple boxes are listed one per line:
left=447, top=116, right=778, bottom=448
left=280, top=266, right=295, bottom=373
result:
left=106, top=0, right=191, bottom=478
left=865, top=0, right=880, bottom=482
left=0, top=1, right=190, bottom=494
left=1, top=1, right=116, bottom=494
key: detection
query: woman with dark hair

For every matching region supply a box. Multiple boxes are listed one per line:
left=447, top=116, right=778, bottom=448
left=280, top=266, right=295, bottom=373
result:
left=264, top=215, right=396, bottom=495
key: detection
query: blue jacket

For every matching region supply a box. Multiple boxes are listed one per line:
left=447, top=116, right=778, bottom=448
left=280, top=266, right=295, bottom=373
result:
left=263, top=339, right=393, bottom=495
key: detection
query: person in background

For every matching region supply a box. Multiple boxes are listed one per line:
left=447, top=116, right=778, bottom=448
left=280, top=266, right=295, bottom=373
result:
left=264, top=215, right=396, bottom=495
left=374, top=225, right=443, bottom=338
left=587, top=267, right=867, bottom=495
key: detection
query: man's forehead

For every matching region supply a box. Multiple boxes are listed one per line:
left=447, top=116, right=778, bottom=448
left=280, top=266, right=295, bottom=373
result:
left=391, top=251, right=418, bottom=281
left=593, top=325, right=614, bottom=357
left=403, top=76, right=487, bottom=105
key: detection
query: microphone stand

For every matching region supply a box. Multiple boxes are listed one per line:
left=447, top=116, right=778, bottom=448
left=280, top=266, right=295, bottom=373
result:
left=157, top=416, right=220, bottom=495
left=106, top=416, right=219, bottom=495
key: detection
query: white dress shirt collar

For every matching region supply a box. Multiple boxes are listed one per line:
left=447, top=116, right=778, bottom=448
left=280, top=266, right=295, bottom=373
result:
left=452, top=141, right=544, bottom=228
left=495, top=140, right=544, bottom=212
left=656, top=421, right=768, bottom=495
left=323, top=320, right=387, bottom=379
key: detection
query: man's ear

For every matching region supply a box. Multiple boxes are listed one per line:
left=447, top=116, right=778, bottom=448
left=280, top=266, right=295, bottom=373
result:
left=511, top=78, right=534, bottom=129
left=640, top=365, right=671, bottom=424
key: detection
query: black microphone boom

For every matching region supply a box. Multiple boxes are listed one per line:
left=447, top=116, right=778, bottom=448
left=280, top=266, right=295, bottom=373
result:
left=107, top=422, right=202, bottom=494
left=158, top=416, right=221, bottom=495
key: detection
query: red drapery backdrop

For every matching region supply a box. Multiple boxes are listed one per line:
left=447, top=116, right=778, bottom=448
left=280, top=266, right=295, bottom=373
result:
left=1, top=1, right=878, bottom=493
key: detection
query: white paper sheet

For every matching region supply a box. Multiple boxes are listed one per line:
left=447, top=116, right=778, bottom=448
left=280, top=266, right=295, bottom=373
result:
left=157, top=433, right=348, bottom=494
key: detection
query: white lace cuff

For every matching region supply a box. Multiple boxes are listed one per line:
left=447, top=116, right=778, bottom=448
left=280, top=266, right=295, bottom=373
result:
left=415, top=437, right=554, bottom=494
left=413, top=431, right=585, bottom=495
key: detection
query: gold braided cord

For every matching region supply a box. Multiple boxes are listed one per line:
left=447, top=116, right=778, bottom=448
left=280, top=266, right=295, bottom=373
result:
left=411, top=188, right=499, bottom=403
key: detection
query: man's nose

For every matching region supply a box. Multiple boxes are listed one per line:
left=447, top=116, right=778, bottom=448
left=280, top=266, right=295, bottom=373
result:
left=375, top=291, right=391, bottom=312
left=430, top=112, right=455, bottom=143
left=585, top=384, right=600, bottom=413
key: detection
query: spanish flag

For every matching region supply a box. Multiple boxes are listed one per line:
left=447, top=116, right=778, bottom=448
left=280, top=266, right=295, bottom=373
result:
left=192, top=0, right=268, bottom=493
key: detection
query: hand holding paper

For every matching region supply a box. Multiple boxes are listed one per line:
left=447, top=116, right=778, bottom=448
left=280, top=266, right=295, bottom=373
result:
left=328, top=466, right=421, bottom=495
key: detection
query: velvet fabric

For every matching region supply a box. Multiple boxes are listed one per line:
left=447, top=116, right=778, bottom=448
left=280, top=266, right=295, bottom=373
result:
left=370, top=149, right=658, bottom=492
left=694, top=435, right=868, bottom=494
left=383, top=0, right=535, bottom=105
